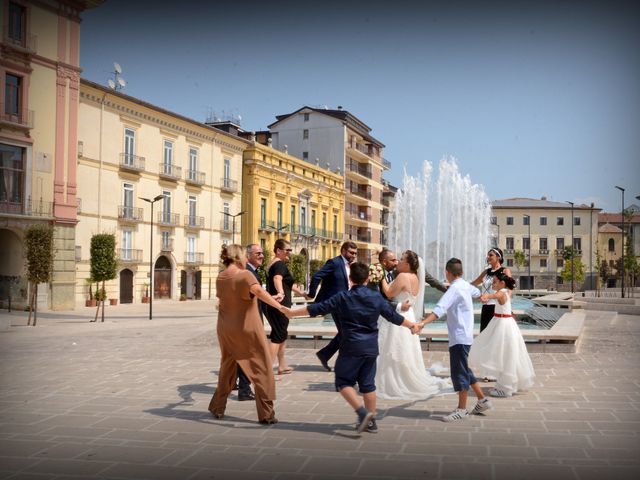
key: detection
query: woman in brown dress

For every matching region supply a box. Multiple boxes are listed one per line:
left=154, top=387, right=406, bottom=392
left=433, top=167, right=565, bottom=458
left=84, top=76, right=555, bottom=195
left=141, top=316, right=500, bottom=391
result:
left=208, top=244, right=285, bottom=424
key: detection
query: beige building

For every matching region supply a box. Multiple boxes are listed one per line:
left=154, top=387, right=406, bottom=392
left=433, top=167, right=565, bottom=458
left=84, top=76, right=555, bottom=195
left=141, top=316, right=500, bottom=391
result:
left=267, top=106, right=389, bottom=263
left=241, top=138, right=345, bottom=261
left=76, top=79, right=247, bottom=304
left=491, top=198, right=600, bottom=291
left=597, top=209, right=640, bottom=288
left=1, top=0, right=101, bottom=310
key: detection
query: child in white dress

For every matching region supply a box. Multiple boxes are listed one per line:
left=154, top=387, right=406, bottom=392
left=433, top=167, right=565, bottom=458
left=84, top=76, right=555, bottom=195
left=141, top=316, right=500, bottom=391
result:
left=469, top=273, right=535, bottom=397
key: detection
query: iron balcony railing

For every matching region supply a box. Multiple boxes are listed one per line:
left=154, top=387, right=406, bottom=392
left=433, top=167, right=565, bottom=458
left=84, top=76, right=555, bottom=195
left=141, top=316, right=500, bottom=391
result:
left=118, top=248, right=143, bottom=263
left=220, top=178, right=238, bottom=193
left=185, top=169, right=205, bottom=186
left=184, top=215, right=204, bottom=229
left=161, top=239, right=174, bottom=252
left=0, top=196, right=53, bottom=217
left=382, top=158, right=391, bottom=169
left=184, top=252, right=204, bottom=265
left=0, top=103, right=34, bottom=128
left=158, top=211, right=180, bottom=226
left=357, top=233, right=372, bottom=243
left=2, top=33, right=37, bottom=52
left=220, top=219, right=232, bottom=232
left=118, top=205, right=143, bottom=222
left=119, top=153, right=145, bottom=172
left=349, top=189, right=372, bottom=200
left=158, top=162, right=182, bottom=181
left=347, top=211, right=372, bottom=221
left=347, top=159, right=372, bottom=179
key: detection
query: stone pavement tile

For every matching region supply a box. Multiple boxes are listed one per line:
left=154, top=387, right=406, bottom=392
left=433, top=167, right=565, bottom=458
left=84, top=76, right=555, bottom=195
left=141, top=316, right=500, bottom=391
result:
left=155, top=448, right=199, bottom=467
left=251, top=454, right=307, bottom=473
left=145, top=418, right=227, bottom=435
left=585, top=448, right=640, bottom=460
left=525, top=433, right=591, bottom=448
left=90, top=416, right=160, bottom=430
left=0, top=412, right=52, bottom=424
left=588, top=421, right=640, bottom=433
left=440, top=461, right=493, bottom=480
left=102, top=428, right=173, bottom=442
left=587, top=434, right=640, bottom=449
left=177, top=448, right=258, bottom=469
left=278, top=437, right=360, bottom=452
left=32, top=414, right=101, bottom=429
left=31, top=442, right=92, bottom=459
left=187, top=469, right=276, bottom=480
left=299, top=456, right=362, bottom=475
left=68, top=402, right=126, bottom=414
left=4, top=474, right=57, bottom=480
left=543, top=410, right=617, bottom=421
left=257, top=446, right=351, bottom=458
left=0, top=456, right=43, bottom=475
left=543, top=421, right=595, bottom=433
left=24, top=459, right=112, bottom=476
left=99, top=462, right=199, bottom=480
left=38, top=426, right=112, bottom=438
left=0, top=424, right=53, bottom=435
left=399, top=430, right=469, bottom=444
left=402, top=443, right=488, bottom=457
left=489, top=446, right=539, bottom=458
left=357, top=458, right=439, bottom=478
left=161, top=431, right=210, bottom=446
left=469, top=432, right=528, bottom=446
left=573, top=466, right=640, bottom=480
left=535, top=447, right=588, bottom=458
left=356, top=441, right=405, bottom=454
left=74, top=444, right=173, bottom=463
left=494, top=463, right=575, bottom=480
left=0, top=439, right=51, bottom=457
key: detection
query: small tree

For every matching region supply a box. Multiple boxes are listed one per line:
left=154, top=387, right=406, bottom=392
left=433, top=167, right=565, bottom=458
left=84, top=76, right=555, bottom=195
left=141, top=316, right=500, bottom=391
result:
left=310, top=259, right=324, bottom=279
left=90, top=234, right=117, bottom=322
left=560, top=257, right=586, bottom=286
left=289, top=254, right=306, bottom=287
left=24, top=224, right=54, bottom=326
left=596, top=258, right=610, bottom=297
left=257, top=248, right=272, bottom=285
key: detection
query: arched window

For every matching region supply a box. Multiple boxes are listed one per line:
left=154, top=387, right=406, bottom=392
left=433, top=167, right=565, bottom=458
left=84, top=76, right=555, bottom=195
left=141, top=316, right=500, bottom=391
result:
left=608, top=238, right=615, bottom=252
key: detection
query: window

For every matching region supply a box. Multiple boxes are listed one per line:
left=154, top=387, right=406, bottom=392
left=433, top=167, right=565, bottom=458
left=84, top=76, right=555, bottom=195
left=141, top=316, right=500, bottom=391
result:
left=162, top=191, right=171, bottom=222
left=163, top=140, right=173, bottom=175
left=506, top=237, right=514, bottom=249
left=188, top=195, right=197, bottom=223
left=506, top=259, right=514, bottom=267
left=304, top=112, right=310, bottom=121
left=540, top=258, right=547, bottom=268
left=290, top=205, right=296, bottom=230
left=540, top=216, right=547, bottom=226
left=557, top=258, right=564, bottom=268
left=123, top=183, right=134, bottom=217
left=4, top=73, right=21, bottom=117
left=608, top=238, right=615, bottom=252
left=188, top=148, right=198, bottom=180
left=8, top=2, right=26, bottom=45
left=300, top=205, right=306, bottom=233
left=303, top=151, right=309, bottom=160
left=540, top=237, right=548, bottom=250
left=506, top=217, right=513, bottom=225
left=187, top=236, right=196, bottom=262
left=490, top=216, right=497, bottom=225
left=121, top=230, right=132, bottom=260
left=223, top=158, right=231, bottom=181
left=523, top=237, right=530, bottom=250
left=556, top=237, right=565, bottom=250
left=523, top=216, right=530, bottom=226
left=124, top=129, right=135, bottom=165
left=333, top=214, right=338, bottom=237
left=557, top=216, right=564, bottom=226
left=303, top=129, right=309, bottom=139
left=311, top=210, right=316, bottom=234
left=0, top=143, right=25, bottom=211
left=260, top=198, right=267, bottom=228
left=277, top=202, right=283, bottom=230
left=573, top=238, right=582, bottom=251
left=161, top=231, right=170, bottom=250
left=223, top=202, right=230, bottom=230
left=322, top=212, right=327, bottom=235
left=573, top=216, right=581, bottom=226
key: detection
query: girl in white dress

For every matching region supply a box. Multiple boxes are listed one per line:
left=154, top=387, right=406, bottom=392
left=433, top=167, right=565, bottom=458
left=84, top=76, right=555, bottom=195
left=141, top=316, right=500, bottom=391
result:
left=376, top=250, right=452, bottom=400
left=469, top=273, right=535, bottom=397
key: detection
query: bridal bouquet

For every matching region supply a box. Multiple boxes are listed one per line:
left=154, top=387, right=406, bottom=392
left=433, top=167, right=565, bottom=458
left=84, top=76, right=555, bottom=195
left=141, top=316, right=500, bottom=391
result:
left=368, top=263, right=384, bottom=284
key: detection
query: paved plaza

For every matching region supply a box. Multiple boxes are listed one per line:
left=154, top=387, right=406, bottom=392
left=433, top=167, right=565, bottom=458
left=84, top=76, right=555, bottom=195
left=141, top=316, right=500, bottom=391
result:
left=0, top=301, right=639, bottom=480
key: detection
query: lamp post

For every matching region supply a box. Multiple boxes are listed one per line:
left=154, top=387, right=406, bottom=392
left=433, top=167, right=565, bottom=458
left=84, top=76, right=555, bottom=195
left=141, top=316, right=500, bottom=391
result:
left=566, top=201, right=575, bottom=294
left=589, top=202, right=594, bottom=290
left=615, top=186, right=625, bottom=298
left=523, top=214, right=531, bottom=294
left=140, top=194, right=165, bottom=320
left=221, top=210, right=247, bottom=245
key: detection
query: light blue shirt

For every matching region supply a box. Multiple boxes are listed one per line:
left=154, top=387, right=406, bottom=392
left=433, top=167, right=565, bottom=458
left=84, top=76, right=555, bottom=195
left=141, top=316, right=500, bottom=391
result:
left=432, top=278, right=481, bottom=347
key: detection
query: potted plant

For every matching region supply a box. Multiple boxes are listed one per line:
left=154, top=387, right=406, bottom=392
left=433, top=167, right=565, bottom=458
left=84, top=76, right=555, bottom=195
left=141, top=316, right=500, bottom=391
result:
left=85, top=277, right=97, bottom=307
left=179, top=293, right=187, bottom=301
left=142, top=282, right=150, bottom=303
left=109, top=298, right=118, bottom=306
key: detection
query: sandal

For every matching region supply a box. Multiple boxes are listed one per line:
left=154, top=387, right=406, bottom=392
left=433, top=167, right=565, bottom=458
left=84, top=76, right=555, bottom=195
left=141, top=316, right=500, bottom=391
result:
left=277, top=367, right=294, bottom=375
left=489, top=388, right=510, bottom=398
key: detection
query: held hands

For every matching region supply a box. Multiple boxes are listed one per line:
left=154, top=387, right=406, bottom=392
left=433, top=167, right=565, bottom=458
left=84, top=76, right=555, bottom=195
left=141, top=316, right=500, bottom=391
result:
left=279, top=305, right=293, bottom=317
left=479, top=294, right=489, bottom=304
left=273, top=292, right=285, bottom=303
left=410, top=322, right=424, bottom=335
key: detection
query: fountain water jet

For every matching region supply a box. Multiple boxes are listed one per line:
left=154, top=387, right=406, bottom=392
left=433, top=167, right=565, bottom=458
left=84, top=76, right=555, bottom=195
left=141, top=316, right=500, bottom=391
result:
left=389, top=156, right=492, bottom=286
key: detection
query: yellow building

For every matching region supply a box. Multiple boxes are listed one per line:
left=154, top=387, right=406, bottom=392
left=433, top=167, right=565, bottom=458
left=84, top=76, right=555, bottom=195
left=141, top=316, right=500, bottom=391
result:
left=1, top=0, right=101, bottom=310
left=76, top=79, right=247, bottom=304
left=241, top=139, right=345, bottom=261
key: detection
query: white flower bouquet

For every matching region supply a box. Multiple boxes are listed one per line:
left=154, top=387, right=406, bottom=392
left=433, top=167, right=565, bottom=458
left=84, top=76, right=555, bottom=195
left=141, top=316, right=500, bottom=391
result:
left=368, top=263, right=384, bottom=284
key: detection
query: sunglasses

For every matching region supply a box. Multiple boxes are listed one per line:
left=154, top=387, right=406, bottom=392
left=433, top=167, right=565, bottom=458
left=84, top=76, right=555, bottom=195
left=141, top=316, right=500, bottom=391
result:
left=285, top=249, right=293, bottom=252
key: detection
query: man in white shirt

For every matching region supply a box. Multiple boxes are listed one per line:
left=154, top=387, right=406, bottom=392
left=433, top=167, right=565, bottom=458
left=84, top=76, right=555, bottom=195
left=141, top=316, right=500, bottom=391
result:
left=416, top=258, right=493, bottom=422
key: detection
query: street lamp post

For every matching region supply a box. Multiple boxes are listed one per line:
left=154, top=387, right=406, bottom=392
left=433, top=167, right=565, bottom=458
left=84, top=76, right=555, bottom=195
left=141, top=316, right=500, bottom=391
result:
left=140, top=194, right=165, bottom=320
left=615, top=186, right=625, bottom=298
left=221, top=210, right=247, bottom=245
left=589, top=202, right=594, bottom=290
left=566, top=201, right=575, bottom=294
left=524, top=214, right=531, bottom=294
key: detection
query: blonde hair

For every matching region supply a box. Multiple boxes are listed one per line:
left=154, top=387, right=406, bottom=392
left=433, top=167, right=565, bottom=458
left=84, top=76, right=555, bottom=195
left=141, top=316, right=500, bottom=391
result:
left=220, top=244, right=245, bottom=267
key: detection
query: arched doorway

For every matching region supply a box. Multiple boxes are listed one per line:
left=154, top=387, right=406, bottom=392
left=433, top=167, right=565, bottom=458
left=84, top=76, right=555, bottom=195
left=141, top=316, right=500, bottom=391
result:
left=119, top=269, right=133, bottom=304
left=154, top=256, right=172, bottom=298
left=0, top=228, right=27, bottom=306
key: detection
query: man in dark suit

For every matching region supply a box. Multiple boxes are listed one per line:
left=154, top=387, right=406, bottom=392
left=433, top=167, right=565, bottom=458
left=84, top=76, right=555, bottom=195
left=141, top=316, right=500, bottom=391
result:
left=379, top=248, right=448, bottom=294
left=232, top=243, right=265, bottom=401
left=305, top=241, right=358, bottom=371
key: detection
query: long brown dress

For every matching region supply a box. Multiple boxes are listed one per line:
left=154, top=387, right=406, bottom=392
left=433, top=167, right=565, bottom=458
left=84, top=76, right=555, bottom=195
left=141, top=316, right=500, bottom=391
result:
left=208, top=267, right=276, bottom=422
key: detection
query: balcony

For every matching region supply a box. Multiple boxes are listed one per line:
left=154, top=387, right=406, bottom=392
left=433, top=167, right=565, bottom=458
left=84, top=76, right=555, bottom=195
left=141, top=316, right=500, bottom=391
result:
left=0, top=104, right=34, bottom=129
left=348, top=211, right=372, bottom=222
left=185, top=169, right=205, bottom=186
left=504, top=248, right=515, bottom=254
left=259, top=220, right=277, bottom=231
left=2, top=33, right=37, bottom=53
left=118, top=248, right=143, bottom=263
left=0, top=196, right=53, bottom=217
left=118, top=205, right=143, bottom=223
left=184, top=215, right=204, bottom=229
left=220, top=219, right=233, bottom=233
left=347, top=160, right=372, bottom=179
left=220, top=178, right=238, bottom=193
left=538, top=249, right=549, bottom=255
left=357, top=233, right=372, bottom=243
left=161, top=239, right=174, bottom=252
left=184, top=252, right=204, bottom=265
left=382, top=158, right=391, bottom=170
left=348, top=189, right=372, bottom=200
left=157, top=211, right=180, bottom=227
left=119, top=153, right=145, bottom=172
left=159, top=162, right=181, bottom=181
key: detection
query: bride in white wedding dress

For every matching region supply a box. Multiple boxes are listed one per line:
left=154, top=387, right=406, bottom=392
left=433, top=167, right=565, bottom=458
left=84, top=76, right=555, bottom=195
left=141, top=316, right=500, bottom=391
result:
left=376, top=250, right=453, bottom=400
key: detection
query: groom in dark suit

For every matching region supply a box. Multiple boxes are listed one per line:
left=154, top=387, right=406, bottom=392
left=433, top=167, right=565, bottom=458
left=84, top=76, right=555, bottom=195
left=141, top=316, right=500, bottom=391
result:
left=379, top=248, right=448, bottom=295
left=306, top=241, right=358, bottom=371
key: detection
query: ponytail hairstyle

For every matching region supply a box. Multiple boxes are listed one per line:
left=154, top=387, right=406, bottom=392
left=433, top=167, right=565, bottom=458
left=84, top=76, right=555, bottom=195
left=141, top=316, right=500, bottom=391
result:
left=496, top=272, right=516, bottom=290
left=402, top=250, right=419, bottom=273
left=220, top=244, right=245, bottom=267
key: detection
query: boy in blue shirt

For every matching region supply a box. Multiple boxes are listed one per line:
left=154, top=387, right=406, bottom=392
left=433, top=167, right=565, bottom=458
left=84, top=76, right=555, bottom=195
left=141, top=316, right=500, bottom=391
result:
left=284, top=262, right=416, bottom=433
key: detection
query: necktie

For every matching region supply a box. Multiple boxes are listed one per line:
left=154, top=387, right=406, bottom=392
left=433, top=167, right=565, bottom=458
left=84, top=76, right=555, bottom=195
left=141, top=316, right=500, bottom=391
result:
left=386, top=272, right=393, bottom=283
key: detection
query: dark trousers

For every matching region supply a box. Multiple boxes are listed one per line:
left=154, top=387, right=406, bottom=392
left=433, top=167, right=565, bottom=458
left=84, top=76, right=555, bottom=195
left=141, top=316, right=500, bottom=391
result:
left=479, top=304, right=495, bottom=332
left=236, top=365, right=252, bottom=395
left=316, top=313, right=341, bottom=363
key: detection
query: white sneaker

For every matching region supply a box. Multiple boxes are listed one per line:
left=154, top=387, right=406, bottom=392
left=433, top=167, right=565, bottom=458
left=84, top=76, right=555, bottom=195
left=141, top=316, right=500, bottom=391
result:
left=442, top=408, right=469, bottom=422
left=471, top=398, right=493, bottom=415
left=489, top=387, right=511, bottom=398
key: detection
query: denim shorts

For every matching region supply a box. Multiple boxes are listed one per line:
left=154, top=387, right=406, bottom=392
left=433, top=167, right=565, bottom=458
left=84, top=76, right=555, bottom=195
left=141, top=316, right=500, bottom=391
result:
left=334, top=355, right=377, bottom=394
left=449, top=344, right=477, bottom=391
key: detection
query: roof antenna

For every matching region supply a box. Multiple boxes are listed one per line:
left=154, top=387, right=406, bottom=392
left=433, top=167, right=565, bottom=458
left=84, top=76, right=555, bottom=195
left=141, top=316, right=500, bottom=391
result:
left=108, top=62, right=127, bottom=91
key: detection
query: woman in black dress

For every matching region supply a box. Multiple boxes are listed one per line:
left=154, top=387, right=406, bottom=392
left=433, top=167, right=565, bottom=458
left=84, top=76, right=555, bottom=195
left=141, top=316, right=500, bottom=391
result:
left=264, top=239, right=306, bottom=375
left=471, top=247, right=512, bottom=332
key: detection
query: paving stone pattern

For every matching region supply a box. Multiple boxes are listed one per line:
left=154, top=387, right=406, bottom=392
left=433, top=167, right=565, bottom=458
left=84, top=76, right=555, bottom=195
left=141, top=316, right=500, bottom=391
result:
left=0, top=303, right=638, bottom=479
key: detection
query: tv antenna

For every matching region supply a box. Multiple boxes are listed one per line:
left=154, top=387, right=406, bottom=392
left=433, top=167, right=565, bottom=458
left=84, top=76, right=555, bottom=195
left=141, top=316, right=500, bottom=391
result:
left=108, top=62, right=126, bottom=91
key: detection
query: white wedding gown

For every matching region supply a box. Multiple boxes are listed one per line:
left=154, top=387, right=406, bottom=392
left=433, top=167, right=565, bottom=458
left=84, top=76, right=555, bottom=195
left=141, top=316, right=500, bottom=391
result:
left=376, top=291, right=453, bottom=400
left=469, top=289, right=535, bottom=395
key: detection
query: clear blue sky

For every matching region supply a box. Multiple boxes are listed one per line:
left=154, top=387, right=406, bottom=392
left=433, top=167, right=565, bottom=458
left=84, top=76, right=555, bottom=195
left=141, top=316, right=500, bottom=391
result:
left=80, top=0, right=640, bottom=212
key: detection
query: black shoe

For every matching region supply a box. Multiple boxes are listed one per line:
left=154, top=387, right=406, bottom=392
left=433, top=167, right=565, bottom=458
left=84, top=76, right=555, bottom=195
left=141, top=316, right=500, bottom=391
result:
left=355, top=411, right=374, bottom=434
left=316, top=352, right=332, bottom=372
left=232, top=384, right=239, bottom=391
left=366, top=419, right=378, bottom=433
left=259, top=417, right=278, bottom=425
left=238, top=392, right=255, bottom=401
